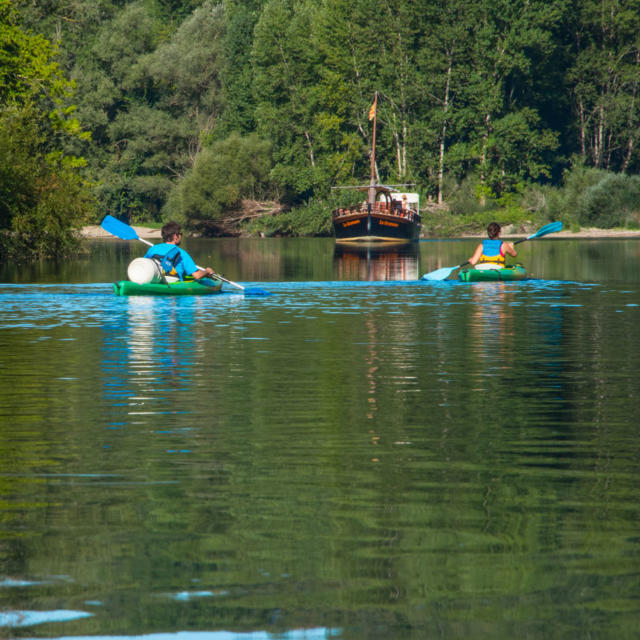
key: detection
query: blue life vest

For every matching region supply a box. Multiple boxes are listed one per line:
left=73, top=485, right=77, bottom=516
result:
left=150, top=246, right=183, bottom=278
left=480, top=239, right=505, bottom=264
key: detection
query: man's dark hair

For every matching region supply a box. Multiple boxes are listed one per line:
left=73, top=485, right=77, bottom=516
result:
left=161, top=221, right=182, bottom=242
left=487, top=222, right=501, bottom=239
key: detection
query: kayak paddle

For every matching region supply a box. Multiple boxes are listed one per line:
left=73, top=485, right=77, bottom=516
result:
left=100, top=215, right=270, bottom=295
left=421, top=221, right=563, bottom=281
left=512, top=220, right=563, bottom=244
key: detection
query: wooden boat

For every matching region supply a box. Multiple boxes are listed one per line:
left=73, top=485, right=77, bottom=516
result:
left=458, top=265, right=527, bottom=282
left=113, top=278, right=223, bottom=296
left=332, top=93, right=421, bottom=244
left=333, top=185, right=421, bottom=243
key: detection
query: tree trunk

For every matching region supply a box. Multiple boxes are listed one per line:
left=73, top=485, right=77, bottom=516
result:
left=304, top=131, right=315, bottom=168
left=594, top=102, right=605, bottom=167
left=438, top=59, right=452, bottom=205
left=578, top=99, right=586, bottom=161
left=479, top=112, right=491, bottom=205
left=622, top=50, right=639, bottom=172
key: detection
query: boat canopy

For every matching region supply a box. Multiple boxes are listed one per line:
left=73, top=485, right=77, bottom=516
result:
left=378, top=191, right=419, bottom=212
left=332, top=184, right=420, bottom=213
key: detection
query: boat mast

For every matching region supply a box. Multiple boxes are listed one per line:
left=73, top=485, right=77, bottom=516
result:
left=368, top=92, right=378, bottom=207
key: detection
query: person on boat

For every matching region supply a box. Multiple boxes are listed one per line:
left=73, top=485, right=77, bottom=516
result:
left=144, top=221, right=215, bottom=281
left=468, top=222, right=517, bottom=267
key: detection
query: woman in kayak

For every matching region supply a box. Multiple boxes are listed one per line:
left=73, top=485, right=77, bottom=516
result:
left=468, top=222, right=517, bottom=268
left=144, top=221, right=215, bottom=281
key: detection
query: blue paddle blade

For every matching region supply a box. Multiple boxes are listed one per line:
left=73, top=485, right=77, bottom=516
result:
left=244, top=288, right=271, bottom=296
left=527, top=221, right=563, bottom=240
left=214, top=273, right=271, bottom=295
left=101, top=215, right=141, bottom=241
left=421, top=266, right=458, bottom=281
left=422, top=260, right=469, bottom=281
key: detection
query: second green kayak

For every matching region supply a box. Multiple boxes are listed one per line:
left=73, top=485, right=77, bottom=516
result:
left=459, top=265, right=527, bottom=282
left=113, top=278, right=223, bottom=296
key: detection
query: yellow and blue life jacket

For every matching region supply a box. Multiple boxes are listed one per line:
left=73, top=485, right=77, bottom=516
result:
left=479, top=239, right=505, bottom=265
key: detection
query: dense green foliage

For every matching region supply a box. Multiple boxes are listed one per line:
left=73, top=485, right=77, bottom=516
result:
left=164, top=132, right=274, bottom=231
left=0, top=0, right=95, bottom=259
left=5, top=0, right=640, bottom=250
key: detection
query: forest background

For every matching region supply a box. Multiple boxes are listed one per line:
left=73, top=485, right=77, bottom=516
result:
left=3, top=0, right=640, bottom=259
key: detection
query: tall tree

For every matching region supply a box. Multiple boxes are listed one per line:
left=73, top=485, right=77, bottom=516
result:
left=568, top=0, right=640, bottom=172
left=311, top=0, right=420, bottom=191
left=217, top=0, right=266, bottom=137
left=1, top=0, right=93, bottom=259
left=142, top=1, right=226, bottom=161
left=412, top=0, right=478, bottom=202
left=67, top=0, right=226, bottom=221
left=251, top=0, right=323, bottom=202
left=436, top=0, right=564, bottom=198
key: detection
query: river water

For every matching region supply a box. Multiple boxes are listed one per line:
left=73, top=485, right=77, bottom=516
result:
left=1, top=236, right=639, bottom=639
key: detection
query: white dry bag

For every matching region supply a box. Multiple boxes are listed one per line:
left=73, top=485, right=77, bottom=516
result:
left=127, top=257, right=163, bottom=284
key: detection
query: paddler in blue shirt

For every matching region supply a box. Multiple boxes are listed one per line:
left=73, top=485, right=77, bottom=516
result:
left=468, top=222, right=517, bottom=268
left=144, top=221, right=215, bottom=281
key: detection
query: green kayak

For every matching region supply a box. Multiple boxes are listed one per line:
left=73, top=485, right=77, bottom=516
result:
left=459, top=264, right=527, bottom=282
left=113, top=278, right=223, bottom=296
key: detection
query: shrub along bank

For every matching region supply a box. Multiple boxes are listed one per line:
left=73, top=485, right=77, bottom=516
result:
left=241, top=166, right=640, bottom=238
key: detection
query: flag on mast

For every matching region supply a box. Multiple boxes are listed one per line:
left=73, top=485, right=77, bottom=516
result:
left=368, top=99, right=376, bottom=121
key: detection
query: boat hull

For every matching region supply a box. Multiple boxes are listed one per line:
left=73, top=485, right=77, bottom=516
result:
left=113, top=278, right=223, bottom=296
left=333, top=211, right=421, bottom=243
left=459, top=265, right=527, bottom=282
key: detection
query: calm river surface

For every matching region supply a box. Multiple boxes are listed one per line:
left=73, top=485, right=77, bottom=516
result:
left=1, top=236, right=640, bottom=639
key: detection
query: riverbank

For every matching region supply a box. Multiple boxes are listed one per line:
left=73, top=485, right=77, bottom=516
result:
left=80, top=224, right=640, bottom=240
left=80, top=225, right=162, bottom=239
left=465, top=226, right=640, bottom=239
left=552, top=228, right=640, bottom=238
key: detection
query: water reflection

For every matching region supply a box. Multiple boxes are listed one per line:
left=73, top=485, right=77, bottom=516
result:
left=333, top=243, right=419, bottom=281
left=364, top=315, right=378, bottom=422
left=123, top=296, right=201, bottom=394
left=15, top=630, right=339, bottom=640
left=101, top=297, right=213, bottom=440
left=3, top=245, right=640, bottom=639
left=0, top=609, right=92, bottom=628
left=467, top=282, right=517, bottom=366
